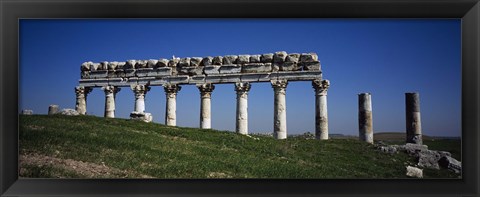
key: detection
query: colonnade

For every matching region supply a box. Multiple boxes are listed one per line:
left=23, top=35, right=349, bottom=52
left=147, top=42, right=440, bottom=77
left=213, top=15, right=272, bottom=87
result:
left=75, top=79, right=331, bottom=140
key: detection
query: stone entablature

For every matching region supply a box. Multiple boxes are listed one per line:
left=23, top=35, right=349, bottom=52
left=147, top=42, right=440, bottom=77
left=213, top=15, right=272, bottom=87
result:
left=79, top=51, right=321, bottom=87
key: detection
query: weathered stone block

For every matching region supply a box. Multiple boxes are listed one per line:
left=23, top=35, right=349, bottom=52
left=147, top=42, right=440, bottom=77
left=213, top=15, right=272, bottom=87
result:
left=280, top=62, right=301, bottom=71
left=153, top=67, right=172, bottom=76
left=300, top=61, right=321, bottom=71
left=300, top=53, right=318, bottom=62
left=107, top=61, right=118, bottom=70
left=114, top=69, right=126, bottom=78
left=242, top=63, right=272, bottom=73
left=135, top=60, right=148, bottom=69
left=272, top=63, right=280, bottom=72
left=125, top=60, right=136, bottom=69
left=178, top=66, right=203, bottom=76
left=81, top=62, right=92, bottom=71
left=219, top=65, right=241, bottom=74
left=90, top=70, right=108, bottom=78
left=204, top=65, right=221, bottom=75
left=190, top=57, right=203, bottom=67
left=147, top=59, right=158, bottom=68
left=130, top=111, right=153, bottom=123
left=98, top=61, right=108, bottom=70
left=48, top=105, right=59, bottom=115
left=201, top=56, right=213, bottom=66
left=273, top=51, right=287, bottom=63
left=21, top=109, right=33, bottom=115
left=261, top=53, right=274, bottom=63
left=250, top=55, right=261, bottom=63
left=406, top=166, right=423, bottom=178
left=81, top=71, right=90, bottom=79
left=90, top=63, right=100, bottom=71
left=237, top=55, right=250, bottom=64
left=223, top=55, right=238, bottom=64
left=124, top=69, right=136, bottom=77
left=58, top=108, right=79, bottom=116
left=135, top=68, right=154, bottom=77
left=178, top=57, right=191, bottom=67
left=168, top=58, right=180, bottom=67
left=116, top=62, right=125, bottom=70
left=439, top=156, right=462, bottom=174
left=286, top=53, right=301, bottom=63
left=212, top=56, right=223, bottom=65
left=157, top=58, right=169, bottom=67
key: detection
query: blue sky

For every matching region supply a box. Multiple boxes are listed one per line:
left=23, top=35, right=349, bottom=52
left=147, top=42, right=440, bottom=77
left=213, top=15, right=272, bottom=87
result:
left=19, top=19, right=461, bottom=137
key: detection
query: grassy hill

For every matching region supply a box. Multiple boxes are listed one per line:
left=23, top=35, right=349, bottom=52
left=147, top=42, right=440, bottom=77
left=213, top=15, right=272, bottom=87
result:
left=19, top=115, right=459, bottom=179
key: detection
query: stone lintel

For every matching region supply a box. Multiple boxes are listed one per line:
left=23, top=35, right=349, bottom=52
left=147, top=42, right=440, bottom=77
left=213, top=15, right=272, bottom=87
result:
left=79, top=71, right=322, bottom=87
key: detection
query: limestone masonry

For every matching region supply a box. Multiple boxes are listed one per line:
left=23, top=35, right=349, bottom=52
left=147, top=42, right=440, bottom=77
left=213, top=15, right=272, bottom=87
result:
left=76, top=51, right=329, bottom=139
left=78, top=52, right=322, bottom=87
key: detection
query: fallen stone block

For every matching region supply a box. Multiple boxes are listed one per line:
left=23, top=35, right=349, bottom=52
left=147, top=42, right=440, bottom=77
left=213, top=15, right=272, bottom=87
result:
left=439, top=156, right=462, bottom=174
left=406, top=166, right=423, bottom=178
left=417, top=150, right=441, bottom=169
left=21, top=109, right=33, bottom=115
left=130, top=111, right=153, bottom=123
left=48, top=105, right=59, bottom=115
left=58, top=108, right=79, bottom=116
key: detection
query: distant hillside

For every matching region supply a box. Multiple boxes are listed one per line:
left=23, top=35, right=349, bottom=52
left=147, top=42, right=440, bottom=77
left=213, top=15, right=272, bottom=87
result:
left=19, top=115, right=458, bottom=178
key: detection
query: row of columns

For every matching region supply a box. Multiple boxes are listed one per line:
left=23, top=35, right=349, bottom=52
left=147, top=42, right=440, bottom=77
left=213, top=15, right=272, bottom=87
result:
left=75, top=79, right=331, bottom=140
left=357, top=92, right=422, bottom=145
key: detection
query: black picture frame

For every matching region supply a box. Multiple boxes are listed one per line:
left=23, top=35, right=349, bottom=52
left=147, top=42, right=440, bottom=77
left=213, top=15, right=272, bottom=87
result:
left=1, top=0, right=479, bottom=196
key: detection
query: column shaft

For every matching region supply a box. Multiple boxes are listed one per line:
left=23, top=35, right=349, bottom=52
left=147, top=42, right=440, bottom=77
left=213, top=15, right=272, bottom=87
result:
left=235, top=82, right=251, bottom=135
left=131, top=84, right=150, bottom=113
left=272, top=80, right=288, bottom=139
left=198, top=83, right=215, bottom=129
left=406, top=92, right=422, bottom=144
left=358, top=93, right=373, bottom=143
left=313, top=80, right=330, bottom=140
left=75, top=86, right=92, bottom=115
left=102, top=86, right=120, bottom=118
left=164, top=84, right=181, bottom=126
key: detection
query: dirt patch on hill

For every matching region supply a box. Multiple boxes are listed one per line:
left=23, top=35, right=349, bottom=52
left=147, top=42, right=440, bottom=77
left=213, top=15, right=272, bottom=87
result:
left=19, top=152, right=154, bottom=178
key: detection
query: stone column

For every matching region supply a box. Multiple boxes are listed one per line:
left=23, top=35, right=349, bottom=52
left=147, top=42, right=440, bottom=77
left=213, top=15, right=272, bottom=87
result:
left=271, top=80, right=288, bottom=139
left=75, top=86, right=92, bottom=115
left=406, top=92, right=422, bottom=144
left=358, top=93, right=373, bottom=143
left=131, top=84, right=151, bottom=113
left=312, top=79, right=330, bottom=140
left=235, top=82, right=251, bottom=135
left=197, top=83, right=215, bottom=129
left=164, top=84, right=181, bottom=126
left=102, top=86, right=120, bottom=118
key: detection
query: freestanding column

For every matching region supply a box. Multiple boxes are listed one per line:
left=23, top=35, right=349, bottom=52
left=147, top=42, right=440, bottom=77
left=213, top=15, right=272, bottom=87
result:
left=131, top=84, right=151, bottom=113
left=164, top=84, right=181, bottom=126
left=358, top=93, right=373, bottom=143
left=235, top=82, right=251, bottom=135
left=102, top=86, right=121, bottom=118
left=271, top=80, right=288, bottom=139
left=406, top=92, right=422, bottom=144
left=75, top=86, right=92, bottom=115
left=312, top=79, right=330, bottom=140
left=197, top=83, right=215, bottom=129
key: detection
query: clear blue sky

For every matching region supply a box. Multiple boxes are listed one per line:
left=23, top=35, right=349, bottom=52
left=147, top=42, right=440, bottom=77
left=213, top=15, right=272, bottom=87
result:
left=19, top=19, right=461, bottom=137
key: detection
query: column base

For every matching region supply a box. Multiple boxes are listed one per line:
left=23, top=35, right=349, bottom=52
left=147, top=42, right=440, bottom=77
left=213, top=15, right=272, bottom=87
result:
left=130, top=111, right=153, bottom=123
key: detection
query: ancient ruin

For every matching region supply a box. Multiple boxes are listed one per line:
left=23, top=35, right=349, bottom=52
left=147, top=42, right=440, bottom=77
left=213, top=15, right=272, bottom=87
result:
left=76, top=51, right=330, bottom=139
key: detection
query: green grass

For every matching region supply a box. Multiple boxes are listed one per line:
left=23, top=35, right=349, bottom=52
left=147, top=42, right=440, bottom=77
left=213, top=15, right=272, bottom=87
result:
left=19, top=115, right=459, bottom=179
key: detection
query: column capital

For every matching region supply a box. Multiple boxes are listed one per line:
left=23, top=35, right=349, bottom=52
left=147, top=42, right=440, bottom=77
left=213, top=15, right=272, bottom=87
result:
left=131, top=84, right=151, bottom=99
left=102, top=85, right=121, bottom=95
left=197, top=83, right=215, bottom=98
left=271, top=79, right=288, bottom=89
left=75, top=86, right=92, bottom=96
left=235, top=82, right=251, bottom=92
left=164, top=83, right=182, bottom=94
left=312, top=79, right=330, bottom=95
